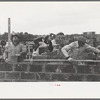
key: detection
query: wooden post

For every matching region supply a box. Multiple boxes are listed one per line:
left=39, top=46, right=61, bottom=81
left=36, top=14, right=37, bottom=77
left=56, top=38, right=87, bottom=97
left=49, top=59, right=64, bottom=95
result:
left=8, top=18, right=11, bottom=61
left=28, top=44, right=31, bottom=60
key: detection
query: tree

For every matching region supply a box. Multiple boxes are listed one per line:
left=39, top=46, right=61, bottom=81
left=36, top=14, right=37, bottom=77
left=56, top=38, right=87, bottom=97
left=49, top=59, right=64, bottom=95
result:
left=2, top=32, right=8, bottom=40
left=57, top=32, right=64, bottom=35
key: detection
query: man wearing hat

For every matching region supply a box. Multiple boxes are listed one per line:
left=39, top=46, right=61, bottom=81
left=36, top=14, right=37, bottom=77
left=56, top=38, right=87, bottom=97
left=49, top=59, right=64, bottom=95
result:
left=61, top=36, right=100, bottom=60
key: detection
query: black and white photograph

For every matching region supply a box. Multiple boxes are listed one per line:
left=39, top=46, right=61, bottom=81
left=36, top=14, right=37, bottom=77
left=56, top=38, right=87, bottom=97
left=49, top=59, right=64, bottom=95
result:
left=0, top=1, right=100, bottom=82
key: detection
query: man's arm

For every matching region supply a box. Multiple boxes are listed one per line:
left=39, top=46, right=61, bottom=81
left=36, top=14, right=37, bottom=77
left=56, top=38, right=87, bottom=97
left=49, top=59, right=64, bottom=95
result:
left=20, top=44, right=27, bottom=54
left=85, top=44, right=100, bottom=54
left=61, top=41, right=77, bottom=58
left=3, top=47, right=8, bottom=60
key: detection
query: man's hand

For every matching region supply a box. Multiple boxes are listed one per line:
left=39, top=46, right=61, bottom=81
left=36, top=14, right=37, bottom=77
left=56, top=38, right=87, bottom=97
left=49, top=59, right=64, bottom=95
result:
left=5, top=58, right=9, bottom=62
left=66, top=56, right=73, bottom=61
left=68, top=57, right=73, bottom=61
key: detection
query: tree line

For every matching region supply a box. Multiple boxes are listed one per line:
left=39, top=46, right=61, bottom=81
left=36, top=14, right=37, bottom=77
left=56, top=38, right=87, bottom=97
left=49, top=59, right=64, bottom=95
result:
left=0, top=32, right=65, bottom=42
left=0, top=32, right=38, bottom=41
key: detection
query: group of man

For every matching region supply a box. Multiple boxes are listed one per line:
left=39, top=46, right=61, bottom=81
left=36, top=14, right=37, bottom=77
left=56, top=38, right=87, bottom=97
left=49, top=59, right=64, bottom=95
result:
left=0, top=33, right=100, bottom=63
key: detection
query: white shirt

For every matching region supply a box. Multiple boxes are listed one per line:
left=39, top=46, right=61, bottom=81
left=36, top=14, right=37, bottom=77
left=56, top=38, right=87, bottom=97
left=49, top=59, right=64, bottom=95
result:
left=61, top=41, right=100, bottom=59
left=3, top=42, right=27, bottom=61
left=32, top=42, right=47, bottom=56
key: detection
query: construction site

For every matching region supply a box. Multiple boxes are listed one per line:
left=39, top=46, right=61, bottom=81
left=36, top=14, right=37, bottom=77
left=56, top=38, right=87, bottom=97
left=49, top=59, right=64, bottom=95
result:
left=0, top=18, right=100, bottom=82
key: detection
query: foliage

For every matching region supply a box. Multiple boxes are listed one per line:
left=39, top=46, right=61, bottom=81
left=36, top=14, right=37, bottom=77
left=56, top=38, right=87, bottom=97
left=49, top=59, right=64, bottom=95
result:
left=56, top=32, right=64, bottom=35
left=0, top=32, right=38, bottom=42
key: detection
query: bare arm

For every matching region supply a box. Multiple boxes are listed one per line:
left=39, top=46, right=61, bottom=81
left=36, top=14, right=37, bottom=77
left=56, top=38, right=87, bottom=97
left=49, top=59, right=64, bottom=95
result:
left=86, top=44, right=100, bottom=54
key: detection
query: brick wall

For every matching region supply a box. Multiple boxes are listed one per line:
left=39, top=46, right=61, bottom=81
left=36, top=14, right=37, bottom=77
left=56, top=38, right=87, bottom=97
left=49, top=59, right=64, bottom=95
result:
left=0, top=59, right=100, bottom=82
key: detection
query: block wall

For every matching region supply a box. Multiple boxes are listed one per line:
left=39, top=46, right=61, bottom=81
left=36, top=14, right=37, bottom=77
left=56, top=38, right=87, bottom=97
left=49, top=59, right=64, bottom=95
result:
left=0, top=60, right=99, bottom=82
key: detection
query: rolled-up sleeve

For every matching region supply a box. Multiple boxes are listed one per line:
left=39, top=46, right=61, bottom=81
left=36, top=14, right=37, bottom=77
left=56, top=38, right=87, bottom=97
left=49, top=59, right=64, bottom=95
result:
left=61, top=41, right=77, bottom=58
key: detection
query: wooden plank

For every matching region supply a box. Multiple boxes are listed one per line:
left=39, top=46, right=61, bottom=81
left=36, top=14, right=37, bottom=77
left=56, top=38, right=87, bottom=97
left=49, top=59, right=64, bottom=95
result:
left=24, top=59, right=100, bottom=62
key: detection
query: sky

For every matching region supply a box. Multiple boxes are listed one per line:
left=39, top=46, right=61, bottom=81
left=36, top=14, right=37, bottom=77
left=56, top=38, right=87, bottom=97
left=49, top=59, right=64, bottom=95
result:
left=0, top=2, right=100, bottom=35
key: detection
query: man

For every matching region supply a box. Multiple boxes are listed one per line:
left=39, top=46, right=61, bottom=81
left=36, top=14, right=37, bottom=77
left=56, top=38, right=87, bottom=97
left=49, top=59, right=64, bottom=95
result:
left=50, top=33, right=56, bottom=45
left=0, top=40, right=6, bottom=62
left=3, top=34, right=27, bottom=62
left=32, top=37, right=48, bottom=56
left=44, top=35, right=53, bottom=52
left=61, top=36, right=100, bottom=60
left=50, top=33, right=59, bottom=51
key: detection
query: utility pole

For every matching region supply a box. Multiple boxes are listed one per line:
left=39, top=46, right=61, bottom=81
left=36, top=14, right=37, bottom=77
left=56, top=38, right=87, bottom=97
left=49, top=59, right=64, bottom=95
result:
left=8, top=18, right=11, bottom=61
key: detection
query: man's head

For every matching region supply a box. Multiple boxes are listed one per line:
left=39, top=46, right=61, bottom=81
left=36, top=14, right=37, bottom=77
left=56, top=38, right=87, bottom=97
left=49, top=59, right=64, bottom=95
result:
left=50, top=33, right=56, bottom=40
left=78, top=37, right=86, bottom=47
left=0, top=40, right=6, bottom=47
left=11, top=34, right=20, bottom=46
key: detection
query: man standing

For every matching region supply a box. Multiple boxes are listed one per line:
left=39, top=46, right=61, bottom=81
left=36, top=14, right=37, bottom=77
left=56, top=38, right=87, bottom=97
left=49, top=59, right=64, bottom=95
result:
left=0, top=40, right=6, bottom=62
left=61, top=36, right=100, bottom=60
left=3, top=34, right=27, bottom=62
